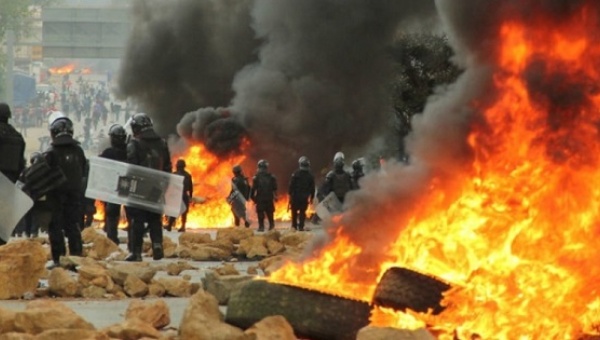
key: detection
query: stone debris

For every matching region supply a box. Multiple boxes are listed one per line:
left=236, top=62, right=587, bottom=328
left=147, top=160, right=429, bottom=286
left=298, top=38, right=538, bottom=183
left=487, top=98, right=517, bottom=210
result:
left=0, top=241, right=47, bottom=299
left=243, top=315, right=296, bottom=340
left=125, top=299, right=171, bottom=329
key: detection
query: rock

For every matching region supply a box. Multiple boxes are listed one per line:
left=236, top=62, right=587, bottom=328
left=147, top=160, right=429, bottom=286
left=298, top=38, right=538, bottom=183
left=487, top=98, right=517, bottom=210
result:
left=244, top=237, right=269, bottom=259
left=81, top=227, right=100, bottom=244
left=0, top=307, right=17, bottom=333
left=179, top=290, right=246, bottom=340
left=175, top=245, right=192, bottom=259
left=78, top=265, right=113, bottom=289
left=81, top=285, right=107, bottom=299
left=87, top=234, right=122, bottom=260
left=124, top=275, right=148, bottom=298
left=35, top=329, right=107, bottom=340
left=189, top=246, right=231, bottom=261
left=59, top=256, right=99, bottom=269
left=279, top=231, right=312, bottom=247
left=154, top=278, right=193, bottom=297
left=202, top=271, right=254, bottom=305
left=244, top=315, right=296, bottom=340
left=147, top=283, right=166, bottom=297
left=48, top=268, right=79, bottom=297
left=216, top=228, right=254, bottom=244
left=166, top=261, right=196, bottom=276
left=103, top=318, right=161, bottom=339
left=208, top=239, right=235, bottom=253
left=0, top=240, right=47, bottom=299
left=356, top=326, right=437, bottom=340
left=108, top=263, right=156, bottom=284
left=215, top=263, right=239, bottom=276
left=263, top=229, right=281, bottom=242
left=163, top=237, right=178, bottom=258
left=125, top=299, right=170, bottom=329
left=178, top=232, right=212, bottom=246
left=265, top=239, right=285, bottom=255
left=246, top=266, right=259, bottom=275
left=258, top=255, right=287, bottom=275
left=14, top=300, right=94, bottom=334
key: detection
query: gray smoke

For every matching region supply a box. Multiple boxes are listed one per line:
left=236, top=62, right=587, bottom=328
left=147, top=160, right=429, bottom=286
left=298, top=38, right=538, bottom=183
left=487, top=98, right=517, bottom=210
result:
left=117, top=0, right=258, bottom=135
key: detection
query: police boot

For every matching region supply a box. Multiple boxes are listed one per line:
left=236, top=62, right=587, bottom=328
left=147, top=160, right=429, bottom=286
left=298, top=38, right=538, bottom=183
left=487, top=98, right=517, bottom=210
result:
left=125, top=251, right=142, bottom=262
left=152, top=242, right=164, bottom=261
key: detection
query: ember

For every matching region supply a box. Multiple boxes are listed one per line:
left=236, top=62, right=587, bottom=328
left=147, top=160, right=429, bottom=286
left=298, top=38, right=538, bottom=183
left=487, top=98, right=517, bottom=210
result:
left=270, top=2, right=600, bottom=338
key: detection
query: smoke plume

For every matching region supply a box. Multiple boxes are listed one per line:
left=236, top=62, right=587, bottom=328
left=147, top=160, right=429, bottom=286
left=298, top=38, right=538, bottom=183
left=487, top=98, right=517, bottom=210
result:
left=117, top=0, right=258, bottom=135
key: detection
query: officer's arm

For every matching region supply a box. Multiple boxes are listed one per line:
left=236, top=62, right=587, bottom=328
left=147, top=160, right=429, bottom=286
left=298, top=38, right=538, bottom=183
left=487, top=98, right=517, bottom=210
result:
left=288, top=174, right=295, bottom=196
left=126, top=141, right=138, bottom=165
left=250, top=177, right=257, bottom=202
left=163, top=143, right=172, bottom=173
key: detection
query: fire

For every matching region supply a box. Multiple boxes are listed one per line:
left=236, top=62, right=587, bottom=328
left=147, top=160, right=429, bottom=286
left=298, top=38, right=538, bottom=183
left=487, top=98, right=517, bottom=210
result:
left=48, top=64, right=76, bottom=75
left=269, top=4, right=600, bottom=339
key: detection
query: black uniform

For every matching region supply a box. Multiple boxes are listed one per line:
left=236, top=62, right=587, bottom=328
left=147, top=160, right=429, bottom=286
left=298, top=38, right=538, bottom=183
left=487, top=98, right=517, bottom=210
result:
left=126, top=129, right=172, bottom=260
left=322, top=168, right=353, bottom=204
left=167, top=168, right=193, bottom=232
left=43, top=135, right=87, bottom=265
left=231, top=173, right=251, bottom=227
left=288, top=168, right=315, bottom=231
left=351, top=168, right=365, bottom=190
left=99, top=144, right=127, bottom=245
left=251, top=169, right=277, bottom=231
left=0, top=121, right=25, bottom=183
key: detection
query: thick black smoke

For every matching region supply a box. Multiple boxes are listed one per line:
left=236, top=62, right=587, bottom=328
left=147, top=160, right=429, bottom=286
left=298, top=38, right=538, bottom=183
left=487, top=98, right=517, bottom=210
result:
left=117, top=0, right=258, bottom=135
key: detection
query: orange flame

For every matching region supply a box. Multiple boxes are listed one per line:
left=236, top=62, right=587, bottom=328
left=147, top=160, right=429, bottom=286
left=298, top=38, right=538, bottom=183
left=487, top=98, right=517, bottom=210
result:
left=48, top=63, right=76, bottom=75
left=270, top=4, right=600, bottom=339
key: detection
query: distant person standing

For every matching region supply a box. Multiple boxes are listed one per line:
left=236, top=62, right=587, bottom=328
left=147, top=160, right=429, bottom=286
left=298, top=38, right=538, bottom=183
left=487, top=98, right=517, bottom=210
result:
left=0, top=103, right=26, bottom=184
left=321, top=152, right=353, bottom=204
left=166, top=159, right=193, bottom=232
left=229, top=165, right=251, bottom=228
left=250, top=159, right=277, bottom=232
left=351, top=158, right=365, bottom=189
left=288, top=156, right=315, bottom=231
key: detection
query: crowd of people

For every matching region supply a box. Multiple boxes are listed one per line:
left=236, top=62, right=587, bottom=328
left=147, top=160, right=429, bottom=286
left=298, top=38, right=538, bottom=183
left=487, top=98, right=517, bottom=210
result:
left=0, top=98, right=368, bottom=267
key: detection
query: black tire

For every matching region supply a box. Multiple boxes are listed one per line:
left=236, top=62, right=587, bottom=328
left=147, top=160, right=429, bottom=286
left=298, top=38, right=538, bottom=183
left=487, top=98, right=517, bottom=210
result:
left=372, top=267, right=451, bottom=315
left=226, top=280, right=371, bottom=340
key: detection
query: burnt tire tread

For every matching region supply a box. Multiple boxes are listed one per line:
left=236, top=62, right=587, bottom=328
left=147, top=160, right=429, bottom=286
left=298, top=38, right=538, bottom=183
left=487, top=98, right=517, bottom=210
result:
left=226, top=280, right=370, bottom=340
left=373, top=267, right=450, bottom=314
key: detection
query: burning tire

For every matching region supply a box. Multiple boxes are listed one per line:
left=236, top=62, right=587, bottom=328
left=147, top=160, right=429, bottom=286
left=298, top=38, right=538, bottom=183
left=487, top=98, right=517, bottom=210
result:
left=226, top=279, right=370, bottom=340
left=372, top=267, right=451, bottom=315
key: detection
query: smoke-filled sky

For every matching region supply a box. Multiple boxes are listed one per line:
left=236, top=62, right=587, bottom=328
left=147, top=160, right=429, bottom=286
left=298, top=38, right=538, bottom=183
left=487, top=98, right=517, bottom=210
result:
left=118, top=0, right=438, bottom=179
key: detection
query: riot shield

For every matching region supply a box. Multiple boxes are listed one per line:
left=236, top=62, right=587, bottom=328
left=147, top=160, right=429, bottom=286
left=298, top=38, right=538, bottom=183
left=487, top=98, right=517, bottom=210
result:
left=85, top=157, right=184, bottom=217
left=315, top=192, right=343, bottom=221
left=0, top=173, right=33, bottom=243
left=227, top=190, right=247, bottom=219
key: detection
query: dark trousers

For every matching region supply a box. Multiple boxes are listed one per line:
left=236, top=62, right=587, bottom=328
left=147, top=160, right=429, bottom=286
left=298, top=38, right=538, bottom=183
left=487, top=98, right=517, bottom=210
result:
left=128, top=208, right=162, bottom=254
left=104, top=202, right=121, bottom=245
left=291, top=201, right=309, bottom=230
left=48, top=191, right=83, bottom=263
left=167, top=199, right=189, bottom=230
left=256, top=201, right=275, bottom=230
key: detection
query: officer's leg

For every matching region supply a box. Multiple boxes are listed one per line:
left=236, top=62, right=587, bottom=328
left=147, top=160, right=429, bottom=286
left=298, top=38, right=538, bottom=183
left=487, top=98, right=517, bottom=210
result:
left=180, top=199, right=189, bottom=231
left=125, top=208, right=144, bottom=262
left=47, top=195, right=66, bottom=265
left=267, top=203, right=275, bottom=230
left=147, top=211, right=163, bottom=260
left=256, top=204, right=265, bottom=231
left=298, top=202, right=308, bottom=231
left=104, top=203, right=120, bottom=245
left=290, top=203, right=298, bottom=230
left=63, top=192, right=83, bottom=256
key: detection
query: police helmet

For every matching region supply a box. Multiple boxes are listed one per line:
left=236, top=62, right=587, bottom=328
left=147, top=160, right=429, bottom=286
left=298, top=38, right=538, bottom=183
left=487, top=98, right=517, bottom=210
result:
left=108, top=124, right=127, bottom=145
left=0, top=102, right=11, bottom=120
left=298, top=156, right=310, bottom=168
left=130, top=113, right=153, bottom=135
left=50, top=117, right=74, bottom=139
left=233, top=164, right=243, bottom=175
left=176, top=159, right=186, bottom=169
left=257, top=159, right=269, bottom=169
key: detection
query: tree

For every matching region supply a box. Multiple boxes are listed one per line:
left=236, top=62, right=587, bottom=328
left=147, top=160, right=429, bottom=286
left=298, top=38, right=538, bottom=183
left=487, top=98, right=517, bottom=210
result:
left=389, top=33, right=463, bottom=159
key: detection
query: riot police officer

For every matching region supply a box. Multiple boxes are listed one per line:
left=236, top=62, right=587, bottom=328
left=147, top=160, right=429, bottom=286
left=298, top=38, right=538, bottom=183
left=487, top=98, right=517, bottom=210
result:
left=250, top=159, right=277, bottom=232
left=166, top=159, right=193, bottom=232
left=0, top=103, right=26, bottom=184
left=288, top=156, right=315, bottom=231
left=125, top=113, right=172, bottom=262
left=351, top=158, right=365, bottom=189
left=43, top=116, right=86, bottom=268
left=230, top=164, right=251, bottom=228
left=322, top=152, right=354, bottom=204
left=99, top=124, right=128, bottom=245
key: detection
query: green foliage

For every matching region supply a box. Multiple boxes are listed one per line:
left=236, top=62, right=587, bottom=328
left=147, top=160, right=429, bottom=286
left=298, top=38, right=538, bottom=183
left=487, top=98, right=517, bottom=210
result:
left=390, top=34, right=463, bottom=139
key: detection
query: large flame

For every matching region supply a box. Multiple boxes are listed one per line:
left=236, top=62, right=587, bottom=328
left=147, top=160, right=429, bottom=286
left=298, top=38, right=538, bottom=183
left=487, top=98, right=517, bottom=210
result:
left=48, top=64, right=76, bottom=75
left=270, top=4, right=600, bottom=339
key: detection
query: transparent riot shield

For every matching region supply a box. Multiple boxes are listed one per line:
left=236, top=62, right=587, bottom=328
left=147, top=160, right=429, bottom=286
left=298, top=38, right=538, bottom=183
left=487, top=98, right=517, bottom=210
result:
left=0, top=173, right=34, bottom=242
left=85, top=157, right=184, bottom=217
